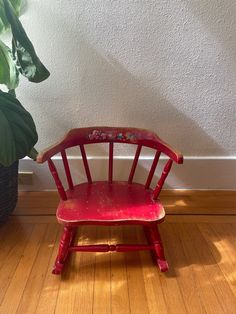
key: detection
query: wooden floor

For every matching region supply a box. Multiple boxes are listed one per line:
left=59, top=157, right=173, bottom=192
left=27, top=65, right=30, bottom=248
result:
left=0, top=217, right=236, bottom=314
left=1, top=191, right=236, bottom=313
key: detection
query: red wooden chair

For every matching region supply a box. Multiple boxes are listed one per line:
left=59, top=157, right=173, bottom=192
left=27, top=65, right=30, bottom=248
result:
left=37, top=127, right=183, bottom=275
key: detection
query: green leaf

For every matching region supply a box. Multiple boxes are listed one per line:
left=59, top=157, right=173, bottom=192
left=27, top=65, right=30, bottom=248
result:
left=0, top=39, right=19, bottom=89
left=3, top=0, right=50, bottom=83
left=0, top=90, right=38, bottom=166
left=0, top=0, right=21, bottom=33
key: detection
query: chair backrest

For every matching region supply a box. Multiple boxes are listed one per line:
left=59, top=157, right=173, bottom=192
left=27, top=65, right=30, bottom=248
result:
left=37, top=127, right=183, bottom=201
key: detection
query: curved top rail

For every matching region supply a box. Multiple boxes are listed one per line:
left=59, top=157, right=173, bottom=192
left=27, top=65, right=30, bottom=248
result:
left=37, top=127, right=183, bottom=164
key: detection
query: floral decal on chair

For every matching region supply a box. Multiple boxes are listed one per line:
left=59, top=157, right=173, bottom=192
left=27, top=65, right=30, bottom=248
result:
left=88, top=130, right=137, bottom=142
left=88, top=130, right=108, bottom=140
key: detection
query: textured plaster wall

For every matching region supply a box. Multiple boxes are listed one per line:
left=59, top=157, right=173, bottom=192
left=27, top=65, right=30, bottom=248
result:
left=16, top=0, right=236, bottom=156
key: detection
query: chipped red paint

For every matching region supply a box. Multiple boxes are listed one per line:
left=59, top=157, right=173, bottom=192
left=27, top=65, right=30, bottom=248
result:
left=37, top=127, right=183, bottom=275
left=57, top=182, right=165, bottom=223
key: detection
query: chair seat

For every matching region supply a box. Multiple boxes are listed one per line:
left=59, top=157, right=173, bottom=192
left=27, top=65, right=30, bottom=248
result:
left=57, top=181, right=165, bottom=223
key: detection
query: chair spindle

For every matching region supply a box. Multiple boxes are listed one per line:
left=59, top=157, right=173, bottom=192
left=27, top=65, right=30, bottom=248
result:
left=48, top=159, right=67, bottom=200
left=108, top=142, right=114, bottom=183
left=152, top=159, right=173, bottom=200
left=145, top=151, right=161, bottom=189
left=80, top=145, right=92, bottom=183
left=128, top=144, right=142, bottom=184
left=61, top=150, right=74, bottom=190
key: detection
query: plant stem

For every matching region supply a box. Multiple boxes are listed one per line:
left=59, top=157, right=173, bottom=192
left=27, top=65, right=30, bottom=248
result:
left=28, top=147, right=38, bottom=161
left=8, top=89, right=16, bottom=97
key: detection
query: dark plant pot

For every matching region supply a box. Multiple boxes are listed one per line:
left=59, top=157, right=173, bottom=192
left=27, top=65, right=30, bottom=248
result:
left=0, top=161, right=19, bottom=224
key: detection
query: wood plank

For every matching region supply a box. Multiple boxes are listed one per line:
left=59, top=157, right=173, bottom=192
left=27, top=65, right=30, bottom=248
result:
left=14, top=191, right=58, bottom=215
left=136, top=227, right=168, bottom=314
left=17, top=223, right=59, bottom=314
left=198, top=223, right=236, bottom=297
left=10, top=216, right=56, bottom=224
left=13, top=208, right=56, bottom=216
left=0, top=224, right=47, bottom=314
left=155, top=225, right=187, bottom=314
left=178, top=223, right=226, bottom=313
left=54, top=227, right=82, bottom=314
left=194, top=223, right=236, bottom=313
left=0, top=223, right=29, bottom=273
left=0, top=222, right=11, bottom=240
left=160, top=223, right=204, bottom=313
left=165, top=215, right=236, bottom=223
left=36, top=226, right=62, bottom=314
left=166, top=207, right=236, bottom=215
left=72, top=226, right=96, bottom=314
left=163, top=194, right=236, bottom=207
left=0, top=223, right=34, bottom=304
left=212, top=223, right=236, bottom=257
left=55, top=226, right=96, bottom=314
left=110, top=227, right=130, bottom=314
left=161, top=190, right=236, bottom=196
left=123, top=226, right=149, bottom=314
left=54, top=239, right=78, bottom=314
left=16, top=191, right=59, bottom=208
left=93, top=226, right=111, bottom=314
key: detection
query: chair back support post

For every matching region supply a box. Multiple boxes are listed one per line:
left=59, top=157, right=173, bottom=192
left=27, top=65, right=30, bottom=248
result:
left=61, top=150, right=74, bottom=190
left=48, top=159, right=67, bottom=200
left=80, top=145, right=92, bottom=183
left=128, top=144, right=142, bottom=184
left=145, top=150, right=161, bottom=189
left=152, top=159, right=173, bottom=200
left=108, top=142, right=114, bottom=183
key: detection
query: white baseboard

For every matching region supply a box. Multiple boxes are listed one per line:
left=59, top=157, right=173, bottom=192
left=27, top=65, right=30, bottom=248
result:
left=19, top=156, right=236, bottom=191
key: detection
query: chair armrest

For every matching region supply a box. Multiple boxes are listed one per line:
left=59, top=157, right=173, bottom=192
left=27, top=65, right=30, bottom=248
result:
left=156, top=139, right=183, bottom=164
left=36, top=143, right=64, bottom=163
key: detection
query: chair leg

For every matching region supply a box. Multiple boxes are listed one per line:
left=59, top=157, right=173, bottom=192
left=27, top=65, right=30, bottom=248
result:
left=146, top=223, right=169, bottom=272
left=143, top=226, right=156, bottom=264
left=52, top=226, right=77, bottom=275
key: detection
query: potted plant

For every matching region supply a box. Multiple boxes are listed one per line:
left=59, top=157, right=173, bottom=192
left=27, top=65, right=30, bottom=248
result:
left=0, top=0, right=50, bottom=223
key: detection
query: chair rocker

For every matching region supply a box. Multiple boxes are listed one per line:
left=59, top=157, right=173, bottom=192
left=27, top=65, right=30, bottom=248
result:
left=37, top=127, right=183, bottom=275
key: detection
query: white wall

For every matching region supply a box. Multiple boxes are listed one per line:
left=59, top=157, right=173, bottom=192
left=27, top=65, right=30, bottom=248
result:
left=16, top=0, right=236, bottom=189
